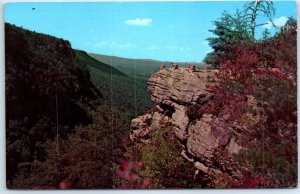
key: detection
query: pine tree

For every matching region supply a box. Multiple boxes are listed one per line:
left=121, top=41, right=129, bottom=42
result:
left=204, top=10, right=252, bottom=68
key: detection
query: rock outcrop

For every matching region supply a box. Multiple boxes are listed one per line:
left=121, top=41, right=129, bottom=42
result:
left=147, top=68, right=217, bottom=140
left=147, top=68, right=216, bottom=104
left=130, top=67, right=246, bottom=185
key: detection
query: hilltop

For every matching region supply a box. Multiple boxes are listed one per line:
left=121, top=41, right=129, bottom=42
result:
left=89, top=53, right=206, bottom=81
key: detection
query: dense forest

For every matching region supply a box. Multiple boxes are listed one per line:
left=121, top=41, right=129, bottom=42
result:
left=5, top=0, right=297, bottom=189
left=6, top=23, right=152, bottom=188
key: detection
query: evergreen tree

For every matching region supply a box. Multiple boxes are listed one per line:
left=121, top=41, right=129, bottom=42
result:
left=261, top=28, right=271, bottom=40
left=203, top=10, right=252, bottom=68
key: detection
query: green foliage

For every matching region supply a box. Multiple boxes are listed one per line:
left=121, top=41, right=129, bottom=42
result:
left=140, top=127, right=204, bottom=188
left=90, top=53, right=205, bottom=81
left=204, top=0, right=277, bottom=68
left=9, top=106, right=128, bottom=189
left=5, top=23, right=102, bottom=183
left=5, top=22, right=156, bottom=188
left=261, top=29, right=271, bottom=41
left=237, top=133, right=297, bottom=188
left=207, top=11, right=251, bottom=49
left=204, top=10, right=252, bottom=68
left=76, top=50, right=154, bottom=115
left=76, top=50, right=126, bottom=76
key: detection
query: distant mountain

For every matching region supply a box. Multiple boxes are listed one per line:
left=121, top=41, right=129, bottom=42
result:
left=76, top=50, right=126, bottom=77
left=89, top=53, right=206, bottom=81
left=75, top=50, right=153, bottom=113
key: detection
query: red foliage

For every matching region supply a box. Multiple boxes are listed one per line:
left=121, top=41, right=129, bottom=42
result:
left=116, top=159, right=151, bottom=189
left=227, top=173, right=274, bottom=188
left=254, top=68, right=288, bottom=80
left=199, top=86, right=247, bottom=122
left=220, top=44, right=259, bottom=84
left=205, top=19, right=297, bottom=187
left=58, top=181, right=71, bottom=189
left=32, top=180, right=72, bottom=189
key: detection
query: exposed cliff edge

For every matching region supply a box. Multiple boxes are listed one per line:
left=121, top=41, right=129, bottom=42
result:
left=130, top=67, right=249, bottom=185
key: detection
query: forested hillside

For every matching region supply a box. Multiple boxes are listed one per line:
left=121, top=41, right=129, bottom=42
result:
left=5, top=23, right=151, bottom=188
left=76, top=50, right=153, bottom=114
left=6, top=23, right=100, bottom=182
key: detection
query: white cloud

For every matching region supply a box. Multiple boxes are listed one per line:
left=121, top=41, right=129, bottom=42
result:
left=124, top=18, right=152, bottom=26
left=263, top=16, right=288, bottom=29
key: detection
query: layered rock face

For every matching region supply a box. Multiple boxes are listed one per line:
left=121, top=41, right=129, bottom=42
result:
left=130, top=68, right=245, bottom=185
left=147, top=68, right=217, bottom=140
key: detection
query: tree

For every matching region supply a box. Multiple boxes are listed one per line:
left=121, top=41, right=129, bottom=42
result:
left=207, top=10, right=251, bottom=51
left=203, top=17, right=297, bottom=187
left=204, top=10, right=252, bottom=68
left=261, top=28, right=271, bottom=40
left=243, top=0, right=275, bottom=39
left=9, top=106, right=127, bottom=189
left=5, top=23, right=101, bottom=185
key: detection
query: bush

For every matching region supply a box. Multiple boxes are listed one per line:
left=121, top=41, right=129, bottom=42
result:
left=140, top=127, right=206, bottom=188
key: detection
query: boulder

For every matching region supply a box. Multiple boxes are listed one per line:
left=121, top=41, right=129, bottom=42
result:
left=130, top=114, right=152, bottom=141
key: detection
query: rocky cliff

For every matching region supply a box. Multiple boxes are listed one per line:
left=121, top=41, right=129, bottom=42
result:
left=130, top=67, right=249, bottom=185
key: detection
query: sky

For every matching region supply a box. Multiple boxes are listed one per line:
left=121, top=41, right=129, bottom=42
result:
left=4, top=0, right=297, bottom=62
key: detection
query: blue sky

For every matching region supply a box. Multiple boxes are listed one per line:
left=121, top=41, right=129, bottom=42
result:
left=4, top=1, right=296, bottom=62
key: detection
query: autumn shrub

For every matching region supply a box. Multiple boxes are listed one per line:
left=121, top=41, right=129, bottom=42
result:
left=227, top=171, right=274, bottom=188
left=116, top=159, right=151, bottom=189
left=203, top=18, right=297, bottom=187
left=199, top=86, right=248, bottom=123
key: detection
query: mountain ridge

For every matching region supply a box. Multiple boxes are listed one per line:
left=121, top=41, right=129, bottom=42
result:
left=89, top=53, right=206, bottom=80
left=89, top=52, right=205, bottom=64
